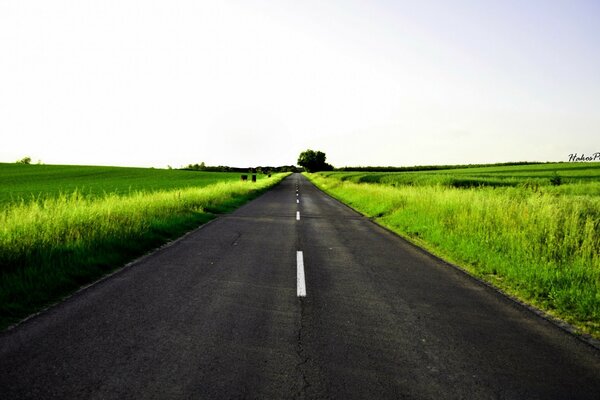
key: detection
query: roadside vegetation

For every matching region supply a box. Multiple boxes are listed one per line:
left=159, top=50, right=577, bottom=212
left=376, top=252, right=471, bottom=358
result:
left=0, top=163, right=288, bottom=329
left=0, top=163, right=250, bottom=206
left=307, top=162, right=600, bottom=338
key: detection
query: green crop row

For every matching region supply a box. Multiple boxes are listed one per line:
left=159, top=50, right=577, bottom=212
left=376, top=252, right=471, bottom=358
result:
left=320, top=162, right=600, bottom=191
left=0, top=175, right=288, bottom=329
left=0, top=163, right=251, bottom=206
left=307, top=171, right=600, bottom=338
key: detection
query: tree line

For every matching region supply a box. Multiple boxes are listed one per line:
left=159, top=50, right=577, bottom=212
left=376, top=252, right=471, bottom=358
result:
left=182, top=163, right=301, bottom=173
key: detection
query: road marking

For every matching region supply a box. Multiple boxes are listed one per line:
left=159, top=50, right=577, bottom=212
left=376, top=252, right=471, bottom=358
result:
left=296, top=193, right=299, bottom=197
left=296, top=199, right=299, bottom=204
left=296, top=211, right=300, bottom=220
left=297, top=251, right=306, bottom=297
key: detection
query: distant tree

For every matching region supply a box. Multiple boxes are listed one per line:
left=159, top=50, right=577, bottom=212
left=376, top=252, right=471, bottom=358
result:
left=297, top=149, right=333, bottom=172
left=16, top=156, right=32, bottom=165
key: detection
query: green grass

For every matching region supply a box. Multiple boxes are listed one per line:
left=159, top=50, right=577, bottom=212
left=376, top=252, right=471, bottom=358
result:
left=308, top=162, right=600, bottom=338
left=321, top=162, right=600, bottom=192
left=0, top=164, right=288, bottom=329
left=0, top=163, right=250, bottom=206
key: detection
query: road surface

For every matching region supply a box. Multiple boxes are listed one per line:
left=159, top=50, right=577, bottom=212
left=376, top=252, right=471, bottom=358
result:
left=1, top=173, right=599, bottom=399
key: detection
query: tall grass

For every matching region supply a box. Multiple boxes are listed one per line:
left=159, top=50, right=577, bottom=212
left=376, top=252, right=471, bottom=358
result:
left=308, top=173, right=600, bottom=337
left=321, top=162, right=600, bottom=189
left=0, top=175, right=287, bottom=329
left=0, top=163, right=247, bottom=206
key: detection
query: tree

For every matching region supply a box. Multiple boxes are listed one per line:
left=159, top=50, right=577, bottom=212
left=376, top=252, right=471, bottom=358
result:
left=297, top=149, right=333, bottom=172
left=16, top=156, right=32, bottom=165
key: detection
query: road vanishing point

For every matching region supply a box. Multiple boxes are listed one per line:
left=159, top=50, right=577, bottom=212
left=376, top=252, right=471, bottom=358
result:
left=1, top=174, right=599, bottom=399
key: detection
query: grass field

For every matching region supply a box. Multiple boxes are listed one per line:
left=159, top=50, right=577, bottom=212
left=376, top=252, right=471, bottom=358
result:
left=329, top=162, right=600, bottom=193
left=308, top=162, right=600, bottom=338
left=0, top=163, right=249, bottom=206
left=0, top=163, right=287, bottom=329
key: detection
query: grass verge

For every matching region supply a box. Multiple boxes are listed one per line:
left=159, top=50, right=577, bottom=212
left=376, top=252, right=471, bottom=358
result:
left=0, top=174, right=288, bottom=330
left=306, top=172, right=600, bottom=339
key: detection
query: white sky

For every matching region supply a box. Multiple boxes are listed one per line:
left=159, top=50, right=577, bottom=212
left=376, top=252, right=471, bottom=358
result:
left=1, top=0, right=599, bottom=168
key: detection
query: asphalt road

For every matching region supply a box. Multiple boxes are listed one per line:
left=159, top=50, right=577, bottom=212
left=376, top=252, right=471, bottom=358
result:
left=1, top=173, right=599, bottom=399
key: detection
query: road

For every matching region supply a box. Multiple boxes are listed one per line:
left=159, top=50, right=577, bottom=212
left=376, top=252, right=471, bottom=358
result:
left=1, top=173, right=599, bottom=399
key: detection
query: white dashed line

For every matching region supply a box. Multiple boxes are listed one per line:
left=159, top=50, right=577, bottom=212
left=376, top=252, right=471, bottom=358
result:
left=297, top=251, right=306, bottom=297
left=296, top=211, right=300, bottom=220
left=296, top=199, right=299, bottom=204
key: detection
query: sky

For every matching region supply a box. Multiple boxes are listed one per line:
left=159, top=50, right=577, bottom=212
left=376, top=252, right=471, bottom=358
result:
left=1, top=0, right=599, bottom=168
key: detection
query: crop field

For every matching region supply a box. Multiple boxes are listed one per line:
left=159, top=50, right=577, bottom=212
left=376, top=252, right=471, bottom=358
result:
left=308, top=162, right=600, bottom=338
left=0, top=163, right=287, bottom=329
left=0, top=163, right=249, bottom=206
left=328, top=162, right=600, bottom=193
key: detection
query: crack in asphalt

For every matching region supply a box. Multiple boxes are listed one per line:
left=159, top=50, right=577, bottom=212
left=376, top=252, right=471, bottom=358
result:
left=295, top=298, right=311, bottom=400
